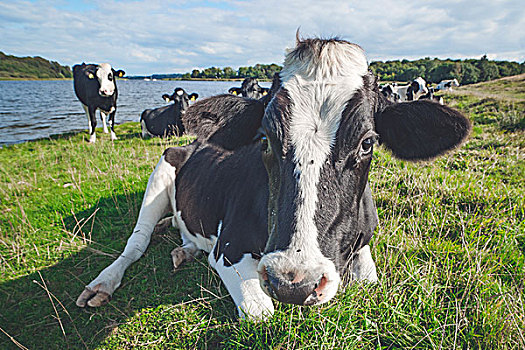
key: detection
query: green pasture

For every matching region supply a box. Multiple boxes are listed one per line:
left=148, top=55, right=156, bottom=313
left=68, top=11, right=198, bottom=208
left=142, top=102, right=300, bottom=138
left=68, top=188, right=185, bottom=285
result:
left=0, top=77, right=524, bottom=349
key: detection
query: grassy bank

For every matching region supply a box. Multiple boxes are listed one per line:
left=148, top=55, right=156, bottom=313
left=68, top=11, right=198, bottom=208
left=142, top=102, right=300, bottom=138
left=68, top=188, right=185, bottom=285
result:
left=0, top=78, right=524, bottom=349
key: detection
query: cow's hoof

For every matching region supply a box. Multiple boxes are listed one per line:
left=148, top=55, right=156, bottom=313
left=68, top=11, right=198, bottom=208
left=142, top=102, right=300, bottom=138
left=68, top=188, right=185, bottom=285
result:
left=88, top=134, right=96, bottom=143
left=110, top=132, right=118, bottom=141
left=171, top=247, right=192, bottom=271
left=76, top=284, right=112, bottom=307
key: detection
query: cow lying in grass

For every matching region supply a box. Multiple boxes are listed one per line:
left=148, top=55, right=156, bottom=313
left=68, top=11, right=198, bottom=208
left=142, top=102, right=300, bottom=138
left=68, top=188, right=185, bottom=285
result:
left=77, top=37, right=470, bottom=320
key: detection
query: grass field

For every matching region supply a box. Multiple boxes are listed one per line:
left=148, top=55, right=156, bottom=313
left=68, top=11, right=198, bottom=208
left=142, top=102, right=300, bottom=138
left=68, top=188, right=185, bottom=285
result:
left=0, top=77, right=524, bottom=349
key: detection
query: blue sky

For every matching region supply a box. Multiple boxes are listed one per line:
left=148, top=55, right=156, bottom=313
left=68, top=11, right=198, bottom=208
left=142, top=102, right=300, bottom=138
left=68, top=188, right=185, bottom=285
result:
left=1, top=0, right=523, bottom=75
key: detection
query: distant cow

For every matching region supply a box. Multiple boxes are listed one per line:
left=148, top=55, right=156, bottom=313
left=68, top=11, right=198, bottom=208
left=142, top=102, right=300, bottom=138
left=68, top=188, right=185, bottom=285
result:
left=73, top=63, right=125, bottom=143
left=229, top=77, right=270, bottom=99
left=436, top=78, right=460, bottom=91
left=140, top=88, right=198, bottom=138
left=394, top=77, right=429, bottom=102
left=380, top=84, right=401, bottom=103
left=419, top=87, right=444, bottom=105
left=77, top=37, right=470, bottom=320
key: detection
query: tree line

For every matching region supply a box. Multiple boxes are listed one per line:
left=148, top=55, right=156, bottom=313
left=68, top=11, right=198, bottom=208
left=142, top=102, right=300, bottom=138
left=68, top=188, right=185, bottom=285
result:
left=182, top=63, right=282, bottom=80
left=0, top=51, right=72, bottom=79
left=184, top=57, right=524, bottom=84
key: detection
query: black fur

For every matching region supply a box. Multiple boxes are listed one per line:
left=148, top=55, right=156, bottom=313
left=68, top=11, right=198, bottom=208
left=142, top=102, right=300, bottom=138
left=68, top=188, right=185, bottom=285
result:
left=140, top=88, right=198, bottom=137
left=375, top=99, right=471, bottom=160
left=183, top=94, right=265, bottom=150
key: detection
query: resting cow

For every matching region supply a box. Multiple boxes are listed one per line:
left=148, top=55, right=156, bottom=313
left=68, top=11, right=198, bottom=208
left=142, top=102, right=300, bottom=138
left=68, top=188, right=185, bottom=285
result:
left=435, top=78, right=460, bottom=91
left=73, top=63, right=125, bottom=143
left=229, top=77, right=270, bottom=99
left=77, top=37, right=470, bottom=320
left=140, top=88, right=198, bottom=137
left=379, top=83, right=401, bottom=103
left=394, top=77, right=429, bottom=101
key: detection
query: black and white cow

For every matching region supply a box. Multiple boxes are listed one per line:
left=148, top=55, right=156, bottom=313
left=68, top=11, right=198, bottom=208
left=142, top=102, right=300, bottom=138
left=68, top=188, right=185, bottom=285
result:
left=140, top=88, right=199, bottom=137
left=435, top=78, right=460, bottom=91
left=73, top=63, right=125, bottom=143
left=229, top=77, right=270, bottom=99
left=379, top=83, right=401, bottom=103
left=419, top=87, right=444, bottom=105
left=76, top=38, right=470, bottom=320
left=394, top=76, right=429, bottom=102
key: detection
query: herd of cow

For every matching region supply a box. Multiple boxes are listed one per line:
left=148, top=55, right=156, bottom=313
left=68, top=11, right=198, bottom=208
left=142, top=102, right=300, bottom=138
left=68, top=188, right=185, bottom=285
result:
left=74, top=37, right=471, bottom=321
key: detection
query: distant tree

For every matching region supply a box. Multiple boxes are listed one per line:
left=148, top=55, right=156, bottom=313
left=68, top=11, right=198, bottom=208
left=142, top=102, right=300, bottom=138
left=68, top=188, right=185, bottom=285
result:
left=460, top=62, right=481, bottom=84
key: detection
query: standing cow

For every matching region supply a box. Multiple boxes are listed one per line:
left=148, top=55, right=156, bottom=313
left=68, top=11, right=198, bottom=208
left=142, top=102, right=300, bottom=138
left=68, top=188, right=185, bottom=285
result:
left=140, top=88, right=199, bottom=138
left=73, top=63, right=125, bottom=143
left=229, top=77, right=270, bottom=99
left=77, top=37, right=470, bottom=320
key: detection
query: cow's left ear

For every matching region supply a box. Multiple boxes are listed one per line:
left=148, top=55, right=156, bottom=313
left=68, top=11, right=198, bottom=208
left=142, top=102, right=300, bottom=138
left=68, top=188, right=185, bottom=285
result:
left=162, top=94, right=172, bottom=103
left=189, top=93, right=199, bottom=101
left=183, top=94, right=265, bottom=150
left=229, top=87, right=241, bottom=96
left=375, top=100, right=471, bottom=161
left=85, top=69, right=96, bottom=79
left=112, top=69, right=125, bottom=78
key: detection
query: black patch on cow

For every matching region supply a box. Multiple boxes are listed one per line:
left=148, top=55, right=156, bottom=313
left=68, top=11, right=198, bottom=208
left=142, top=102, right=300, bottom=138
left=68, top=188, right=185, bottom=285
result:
left=175, top=144, right=269, bottom=266
left=375, top=100, right=471, bottom=160
left=163, top=145, right=195, bottom=173
left=183, top=94, right=265, bottom=150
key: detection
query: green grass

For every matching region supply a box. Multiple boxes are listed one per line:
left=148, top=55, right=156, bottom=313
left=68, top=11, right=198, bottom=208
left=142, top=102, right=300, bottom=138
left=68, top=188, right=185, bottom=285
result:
left=1, top=77, right=524, bottom=349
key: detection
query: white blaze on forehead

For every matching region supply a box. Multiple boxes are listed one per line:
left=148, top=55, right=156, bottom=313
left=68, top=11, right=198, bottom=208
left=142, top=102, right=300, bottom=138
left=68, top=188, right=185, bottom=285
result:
left=96, top=63, right=115, bottom=95
left=280, top=41, right=368, bottom=257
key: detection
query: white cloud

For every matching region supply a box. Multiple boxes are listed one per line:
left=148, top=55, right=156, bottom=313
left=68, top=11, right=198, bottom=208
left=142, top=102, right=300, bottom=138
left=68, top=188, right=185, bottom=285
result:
left=0, top=0, right=523, bottom=75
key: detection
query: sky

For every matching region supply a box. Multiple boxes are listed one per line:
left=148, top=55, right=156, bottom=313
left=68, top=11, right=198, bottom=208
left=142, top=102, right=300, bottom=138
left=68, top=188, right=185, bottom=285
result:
left=0, top=0, right=523, bottom=76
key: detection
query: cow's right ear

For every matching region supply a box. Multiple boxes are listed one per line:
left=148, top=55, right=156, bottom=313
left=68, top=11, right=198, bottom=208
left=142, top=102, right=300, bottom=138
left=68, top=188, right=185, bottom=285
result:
left=183, top=94, right=265, bottom=150
left=162, top=94, right=172, bottom=103
left=189, top=93, right=199, bottom=101
left=375, top=100, right=471, bottom=161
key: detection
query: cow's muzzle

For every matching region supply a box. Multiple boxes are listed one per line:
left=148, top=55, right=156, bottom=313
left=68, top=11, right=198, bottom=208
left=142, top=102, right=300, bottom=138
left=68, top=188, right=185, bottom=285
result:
left=258, top=264, right=331, bottom=306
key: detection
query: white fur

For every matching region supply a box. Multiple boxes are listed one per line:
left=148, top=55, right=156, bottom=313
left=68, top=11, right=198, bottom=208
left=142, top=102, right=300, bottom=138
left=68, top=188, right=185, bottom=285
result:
left=100, top=111, right=109, bottom=133
left=350, top=245, right=378, bottom=282
left=96, top=63, right=116, bottom=96
left=80, top=155, right=175, bottom=300
left=210, top=253, right=274, bottom=320
left=259, top=41, right=368, bottom=303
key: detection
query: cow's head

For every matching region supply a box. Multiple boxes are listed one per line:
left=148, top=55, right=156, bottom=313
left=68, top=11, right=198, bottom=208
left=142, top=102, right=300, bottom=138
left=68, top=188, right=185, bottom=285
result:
left=162, top=88, right=198, bottom=112
left=184, top=37, right=470, bottom=308
left=254, top=39, right=470, bottom=306
left=85, top=63, right=125, bottom=97
left=229, top=78, right=269, bottom=99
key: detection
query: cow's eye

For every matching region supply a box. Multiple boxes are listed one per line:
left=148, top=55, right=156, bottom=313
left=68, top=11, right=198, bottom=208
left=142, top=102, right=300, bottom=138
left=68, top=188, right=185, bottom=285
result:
left=108, top=73, right=113, bottom=81
left=361, top=137, right=375, bottom=154
left=261, top=136, right=271, bottom=154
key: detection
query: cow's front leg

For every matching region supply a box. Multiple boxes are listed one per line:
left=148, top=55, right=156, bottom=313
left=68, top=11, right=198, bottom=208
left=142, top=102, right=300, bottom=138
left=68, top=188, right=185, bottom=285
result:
left=108, top=108, right=117, bottom=140
left=76, top=155, right=176, bottom=307
left=100, top=110, right=109, bottom=133
left=82, top=104, right=97, bottom=143
left=350, top=244, right=378, bottom=282
left=209, top=252, right=274, bottom=320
